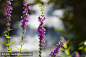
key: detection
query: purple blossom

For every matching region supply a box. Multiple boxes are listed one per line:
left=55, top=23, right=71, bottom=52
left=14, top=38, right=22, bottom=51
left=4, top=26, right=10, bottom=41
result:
left=26, top=14, right=30, bottom=18
left=38, top=16, right=41, bottom=21
left=28, top=6, right=31, bottom=9
left=6, top=22, right=11, bottom=26
left=25, top=18, right=29, bottom=22
left=23, top=9, right=28, bottom=13
left=75, top=53, right=80, bottom=57
left=21, top=15, right=24, bottom=19
left=23, top=1, right=27, bottom=6
left=7, top=1, right=11, bottom=4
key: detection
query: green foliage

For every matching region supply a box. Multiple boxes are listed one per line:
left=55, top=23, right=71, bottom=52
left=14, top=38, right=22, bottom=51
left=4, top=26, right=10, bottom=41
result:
left=6, top=41, right=16, bottom=45
left=15, top=46, right=20, bottom=50
left=23, top=39, right=27, bottom=40
left=65, top=45, right=71, bottom=55
left=4, top=31, right=8, bottom=33
left=8, top=48, right=12, bottom=53
left=63, top=40, right=69, bottom=49
left=79, top=41, right=84, bottom=46
left=60, top=48, right=65, bottom=51
left=84, top=47, right=86, bottom=52
left=5, top=34, right=11, bottom=39
left=2, top=42, right=6, bottom=45
left=20, top=42, right=24, bottom=45
left=21, top=49, right=28, bottom=51
left=78, top=46, right=83, bottom=50
left=4, top=29, right=13, bottom=33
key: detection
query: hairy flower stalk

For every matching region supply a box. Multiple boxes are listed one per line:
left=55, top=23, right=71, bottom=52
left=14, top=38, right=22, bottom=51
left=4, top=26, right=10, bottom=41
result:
left=19, top=0, right=31, bottom=56
left=38, top=4, right=46, bottom=57
left=49, top=40, right=65, bottom=57
left=4, top=0, right=13, bottom=57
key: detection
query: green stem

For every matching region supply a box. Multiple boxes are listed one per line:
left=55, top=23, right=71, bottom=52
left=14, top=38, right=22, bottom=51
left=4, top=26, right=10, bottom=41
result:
left=8, top=32, right=10, bottom=57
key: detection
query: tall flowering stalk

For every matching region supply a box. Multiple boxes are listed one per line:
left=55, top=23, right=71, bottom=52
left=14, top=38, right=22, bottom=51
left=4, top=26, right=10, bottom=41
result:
left=37, top=4, right=46, bottom=57
left=49, top=40, right=65, bottom=57
left=15, top=0, right=31, bottom=57
left=2, top=0, right=16, bottom=57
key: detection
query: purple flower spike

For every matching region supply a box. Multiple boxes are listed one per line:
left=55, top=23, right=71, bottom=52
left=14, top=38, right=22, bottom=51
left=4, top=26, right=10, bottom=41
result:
left=49, top=40, right=65, bottom=57
left=20, top=0, right=31, bottom=40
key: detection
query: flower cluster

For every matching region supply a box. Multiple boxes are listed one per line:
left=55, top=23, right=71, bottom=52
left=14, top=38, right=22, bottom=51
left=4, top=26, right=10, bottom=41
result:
left=21, top=0, right=31, bottom=39
left=37, top=4, right=46, bottom=57
left=49, top=40, right=65, bottom=57
left=4, top=0, right=13, bottom=31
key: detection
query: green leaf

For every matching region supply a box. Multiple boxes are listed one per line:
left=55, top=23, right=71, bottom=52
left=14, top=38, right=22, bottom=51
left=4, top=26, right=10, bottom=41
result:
left=39, top=4, right=42, bottom=7
left=63, top=40, right=69, bottom=48
left=78, top=46, right=83, bottom=50
left=65, top=49, right=70, bottom=55
left=60, top=36, right=64, bottom=40
left=60, top=48, right=65, bottom=51
left=4, top=31, right=8, bottom=33
left=2, top=42, right=6, bottom=45
left=15, top=46, right=20, bottom=50
left=21, top=49, right=28, bottom=51
left=84, top=47, right=86, bottom=52
left=23, top=39, right=27, bottom=40
left=8, top=48, right=12, bottom=53
left=41, top=7, right=44, bottom=9
left=42, top=12, right=44, bottom=14
left=20, top=42, right=24, bottom=45
left=8, top=29, right=12, bottom=31
left=5, top=34, right=11, bottom=39
left=6, top=41, right=16, bottom=45
left=79, top=41, right=84, bottom=46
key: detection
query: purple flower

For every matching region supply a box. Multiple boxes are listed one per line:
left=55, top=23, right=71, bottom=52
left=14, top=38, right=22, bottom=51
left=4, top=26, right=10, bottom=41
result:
left=6, top=22, right=11, bottom=26
left=23, top=7, right=25, bottom=9
left=21, top=15, right=24, bottom=19
left=75, top=53, right=80, bottom=57
left=23, top=1, right=27, bottom=6
left=26, top=14, right=30, bottom=18
left=21, top=23, right=24, bottom=28
left=23, top=9, right=28, bottom=13
left=25, top=18, right=29, bottom=22
left=7, top=1, right=11, bottom=4
left=28, top=6, right=31, bottom=9
left=38, top=16, right=41, bottom=21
